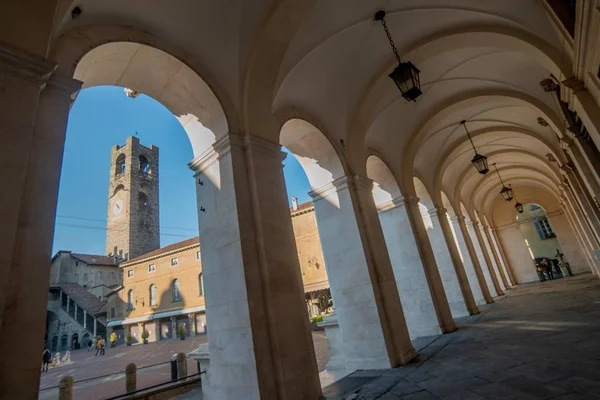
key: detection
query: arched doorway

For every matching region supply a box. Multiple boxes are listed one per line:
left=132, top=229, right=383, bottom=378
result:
left=60, top=334, right=68, bottom=352
left=71, top=333, right=79, bottom=350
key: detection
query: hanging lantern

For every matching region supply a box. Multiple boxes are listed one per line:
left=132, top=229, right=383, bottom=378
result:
left=375, top=11, right=422, bottom=102
left=500, top=185, right=514, bottom=201
left=515, top=201, right=524, bottom=213
left=461, top=120, right=489, bottom=175
left=493, top=163, right=513, bottom=201
left=471, top=153, right=489, bottom=175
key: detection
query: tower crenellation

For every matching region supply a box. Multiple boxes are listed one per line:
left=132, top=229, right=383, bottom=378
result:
left=106, top=136, right=160, bottom=260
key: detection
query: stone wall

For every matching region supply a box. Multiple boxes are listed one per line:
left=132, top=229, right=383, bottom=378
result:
left=106, top=136, right=160, bottom=260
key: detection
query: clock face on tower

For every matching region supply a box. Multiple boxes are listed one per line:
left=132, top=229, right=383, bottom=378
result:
left=112, top=199, right=124, bottom=217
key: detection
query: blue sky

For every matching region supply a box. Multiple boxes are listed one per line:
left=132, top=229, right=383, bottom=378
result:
left=53, top=86, right=312, bottom=255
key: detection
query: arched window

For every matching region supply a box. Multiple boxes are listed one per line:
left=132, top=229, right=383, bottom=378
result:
left=149, top=284, right=157, bottom=306
left=139, top=192, right=149, bottom=208
left=198, top=273, right=204, bottom=296
left=139, top=155, right=150, bottom=174
left=116, top=154, right=126, bottom=175
left=172, top=279, right=181, bottom=302
left=127, top=290, right=134, bottom=310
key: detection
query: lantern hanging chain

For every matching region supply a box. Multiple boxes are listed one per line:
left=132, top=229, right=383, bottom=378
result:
left=462, top=122, right=478, bottom=154
left=493, top=163, right=506, bottom=186
left=379, top=17, right=402, bottom=64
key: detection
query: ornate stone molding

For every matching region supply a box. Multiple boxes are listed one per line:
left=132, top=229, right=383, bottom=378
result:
left=0, top=43, right=56, bottom=84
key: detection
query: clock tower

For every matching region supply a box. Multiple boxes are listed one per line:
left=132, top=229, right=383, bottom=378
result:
left=106, top=136, right=160, bottom=260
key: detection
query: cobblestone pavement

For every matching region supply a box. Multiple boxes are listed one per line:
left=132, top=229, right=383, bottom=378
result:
left=37, top=331, right=329, bottom=399
left=336, top=274, right=600, bottom=399
left=38, top=335, right=208, bottom=399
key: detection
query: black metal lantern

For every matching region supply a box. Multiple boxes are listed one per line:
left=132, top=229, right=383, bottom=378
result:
left=492, top=163, right=513, bottom=201
left=375, top=11, right=422, bottom=102
left=515, top=201, right=524, bottom=213
left=461, top=120, right=489, bottom=175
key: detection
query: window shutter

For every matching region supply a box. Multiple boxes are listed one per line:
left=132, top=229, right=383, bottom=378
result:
left=533, top=220, right=545, bottom=240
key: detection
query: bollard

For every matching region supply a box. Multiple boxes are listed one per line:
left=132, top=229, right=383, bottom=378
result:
left=125, top=362, right=137, bottom=393
left=58, top=376, right=73, bottom=400
left=176, top=352, right=187, bottom=379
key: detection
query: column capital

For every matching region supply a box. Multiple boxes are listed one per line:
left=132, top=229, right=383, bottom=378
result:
left=353, top=175, right=374, bottom=191
left=560, top=162, right=575, bottom=175
left=189, top=133, right=284, bottom=175
left=0, top=43, right=56, bottom=84
left=450, top=214, right=466, bottom=223
left=308, top=176, right=350, bottom=201
left=428, top=207, right=447, bottom=218
left=42, top=73, right=82, bottom=100
left=170, top=316, right=176, bottom=322
left=376, top=195, right=420, bottom=212
left=188, top=313, right=196, bottom=319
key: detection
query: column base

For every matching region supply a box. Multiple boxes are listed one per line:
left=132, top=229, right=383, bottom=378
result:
left=397, top=347, right=418, bottom=366
left=441, top=321, right=457, bottom=333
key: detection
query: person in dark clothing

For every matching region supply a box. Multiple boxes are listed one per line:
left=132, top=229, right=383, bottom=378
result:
left=87, top=339, right=93, bottom=352
left=42, top=349, right=52, bottom=372
left=542, top=259, right=554, bottom=280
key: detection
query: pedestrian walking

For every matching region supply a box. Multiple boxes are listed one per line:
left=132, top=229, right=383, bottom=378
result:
left=95, top=337, right=105, bottom=356
left=42, top=349, right=52, bottom=372
left=87, top=339, right=93, bottom=352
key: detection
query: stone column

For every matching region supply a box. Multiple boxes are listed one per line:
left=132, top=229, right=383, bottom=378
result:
left=403, top=197, right=456, bottom=332
left=432, top=208, right=478, bottom=315
left=93, top=318, right=97, bottom=337
left=561, top=136, right=600, bottom=213
left=489, top=228, right=517, bottom=286
left=565, top=184, right=600, bottom=274
left=309, top=175, right=415, bottom=370
left=189, top=133, right=321, bottom=399
left=66, top=296, right=70, bottom=314
left=74, top=304, right=77, bottom=321
left=376, top=197, right=441, bottom=338
left=475, top=222, right=505, bottom=295
left=155, top=320, right=161, bottom=341
left=188, top=313, right=196, bottom=336
left=482, top=225, right=510, bottom=290
left=467, top=221, right=498, bottom=297
left=0, top=64, right=80, bottom=399
left=449, top=216, right=488, bottom=305
left=562, top=163, right=600, bottom=243
left=424, top=208, right=469, bottom=318
left=560, top=195, right=599, bottom=274
left=0, top=44, right=55, bottom=341
left=83, top=310, right=87, bottom=329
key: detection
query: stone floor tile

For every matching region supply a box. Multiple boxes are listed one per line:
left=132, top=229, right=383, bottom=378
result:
left=397, top=391, right=438, bottom=400
left=499, top=376, right=570, bottom=399
left=470, top=382, right=538, bottom=400
left=555, top=375, right=600, bottom=398
left=388, top=381, right=423, bottom=397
